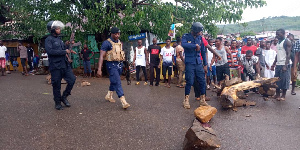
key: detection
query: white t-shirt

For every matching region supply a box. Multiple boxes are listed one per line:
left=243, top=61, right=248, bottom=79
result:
left=41, top=53, right=48, bottom=60
left=0, top=46, right=7, bottom=58
left=207, top=46, right=215, bottom=66
left=160, top=46, right=174, bottom=66
left=135, top=46, right=146, bottom=66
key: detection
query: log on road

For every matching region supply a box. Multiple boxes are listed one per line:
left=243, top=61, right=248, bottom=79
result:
left=220, top=77, right=279, bottom=108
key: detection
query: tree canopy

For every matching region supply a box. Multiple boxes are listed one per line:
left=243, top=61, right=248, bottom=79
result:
left=0, top=0, right=266, bottom=43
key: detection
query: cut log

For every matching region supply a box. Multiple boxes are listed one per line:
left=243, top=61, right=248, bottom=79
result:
left=258, top=82, right=277, bottom=97
left=220, top=77, right=279, bottom=108
left=183, top=119, right=221, bottom=150
left=194, top=106, right=217, bottom=123
left=212, top=76, right=242, bottom=96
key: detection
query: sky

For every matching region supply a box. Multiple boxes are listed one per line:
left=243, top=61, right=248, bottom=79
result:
left=162, top=0, right=300, bottom=22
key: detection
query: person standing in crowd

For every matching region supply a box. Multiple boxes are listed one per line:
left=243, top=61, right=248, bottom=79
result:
left=241, top=38, right=258, bottom=54
left=224, top=41, right=231, bottom=48
left=33, top=54, right=39, bottom=72
left=160, top=37, right=175, bottom=88
left=97, top=27, right=130, bottom=109
left=17, top=42, right=29, bottom=76
left=271, top=29, right=292, bottom=101
left=288, top=34, right=300, bottom=95
left=12, top=58, right=18, bottom=71
left=264, top=41, right=277, bottom=78
left=133, top=39, right=148, bottom=85
left=0, top=40, right=7, bottom=76
left=148, top=38, right=161, bottom=86
left=271, top=37, right=279, bottom=52
left=292, top=38, right=300, bottom=98
left=239, top=50, right=260, bottom=94
left=27, top=44, right=34, bottom=72
left=254, top=39, right=259, bottom=48
left=237, top=41, right=242, bottom=58
left=206, top=39, right=217, bottom=89
left=45, top=20, right=76, bottom=110
left=41, top=50, right=49, bottom=74
left=173, top=43, right=179, bottom=78
left=175, top=37, right=185, bottom=88
left=227, top=40, right=240, bottom=78
left=255, top=40, right=267, bottom=77
left=80, top=44, right=94, bottom=78
left=181, top=22, right=209, bottom=109
left=5, top=51, right=11, bottom=74
left=212, top=37, right=234, bottom=86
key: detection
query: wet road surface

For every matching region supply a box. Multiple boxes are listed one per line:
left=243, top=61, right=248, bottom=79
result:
left=0, top=72, right=300, bottom=149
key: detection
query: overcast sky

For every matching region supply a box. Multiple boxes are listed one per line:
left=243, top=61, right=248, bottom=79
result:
left=162, top=0, right=300, bottom=22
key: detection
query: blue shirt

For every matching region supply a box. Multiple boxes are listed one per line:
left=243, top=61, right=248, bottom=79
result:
left=5, top=53, right=9, bottom=60
left=45, top=35, right=69, bottom=71
left=181, top=33, right=207, bottom=65
left=13, top=61, right=18, bottom=67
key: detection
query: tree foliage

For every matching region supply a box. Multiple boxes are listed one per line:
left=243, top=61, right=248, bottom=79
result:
left=240, top=31, right=256, bottom=38
left=0, top=0, right=266, bottom=43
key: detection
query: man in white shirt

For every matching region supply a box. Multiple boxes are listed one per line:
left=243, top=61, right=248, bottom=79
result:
left=133, top=39, right=148, bottom=85
left=206, top=39, right=217, bottom=89
left=0, top=40, right=7, bottom=76
left=159, top=37, right=175, bottom=88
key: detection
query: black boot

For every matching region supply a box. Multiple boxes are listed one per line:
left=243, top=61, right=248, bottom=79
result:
left=61, top=96, right=71, bottom=107
left=55, top=101, right=63, bottom=110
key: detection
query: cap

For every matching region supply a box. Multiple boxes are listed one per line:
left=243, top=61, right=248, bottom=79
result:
left=111, top=27, right=120, bottom=34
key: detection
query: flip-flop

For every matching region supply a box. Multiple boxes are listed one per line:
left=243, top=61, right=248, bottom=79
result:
left=167, top=85, right=171, bottom=88
left=179, top=85, right=184, bottom=88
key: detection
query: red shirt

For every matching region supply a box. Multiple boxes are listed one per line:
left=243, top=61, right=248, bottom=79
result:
left=200, top=37, right=208, bottom=60
left=241, top=45, right=257, bottom=54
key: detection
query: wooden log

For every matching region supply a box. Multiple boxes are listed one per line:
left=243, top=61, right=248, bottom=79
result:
left=220, top=77, right=279, bottom=108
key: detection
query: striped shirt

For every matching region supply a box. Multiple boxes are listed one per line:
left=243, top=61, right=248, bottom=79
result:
left=227, top=49, right=239, bottom=68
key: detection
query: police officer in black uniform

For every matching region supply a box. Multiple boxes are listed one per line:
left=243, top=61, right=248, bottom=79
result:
left=45, top=21, right=76, bottom=110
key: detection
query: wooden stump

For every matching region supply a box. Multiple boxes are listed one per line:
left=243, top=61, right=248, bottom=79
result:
left=183, top=119, right=221, bottom=150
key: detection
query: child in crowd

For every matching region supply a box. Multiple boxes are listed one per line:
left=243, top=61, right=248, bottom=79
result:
left=33, top=54, right=39, bottom=72
left=13, top=58, right=19, bottom=71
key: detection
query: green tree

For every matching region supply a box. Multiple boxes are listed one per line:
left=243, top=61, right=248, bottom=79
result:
left=1, top=0, right=266, bottom=42
left=240, top=22, right=249, bottom=32
left=240, top=31, right=256, bottom=38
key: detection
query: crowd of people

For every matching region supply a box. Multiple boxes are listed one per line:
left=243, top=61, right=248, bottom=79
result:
left=0, top=40, right=95, bottom=78
left=130, top=28, right=300, bottom=106
left=1, top=20, right=300, bottom=110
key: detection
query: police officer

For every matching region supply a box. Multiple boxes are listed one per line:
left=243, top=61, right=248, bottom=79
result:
left=45, top=21, right=76, bottom=110
left=182, top=22, right=214, bottom=109
left=97, top=27, right=130, bottom=109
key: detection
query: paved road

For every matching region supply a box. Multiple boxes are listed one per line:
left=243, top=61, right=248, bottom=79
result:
left=0, top=72, right=300, bottom=150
